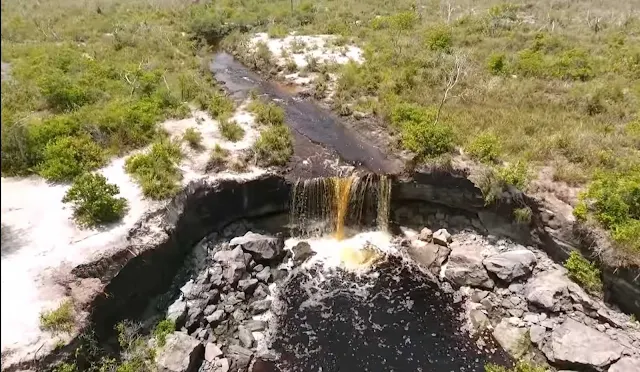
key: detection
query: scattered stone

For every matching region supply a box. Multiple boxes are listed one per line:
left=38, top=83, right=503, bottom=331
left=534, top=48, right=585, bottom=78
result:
left=238, top=326, right=255, bottom=348
left=167, top=298, right=187, bottom=326
left=227, top=345, right=253, bottom=371
left=206, top=310, right=226, bottom=325
left=203, top=305, right=217, bottom=317
left=238, top=278, right=259, bottom=294
left=253, top=284, right=269, bottom=300
left=529, top=325, right=546, bottom=345
left=243, top=319, right=266, bottom=332
left=480, top=298, right=493, bottom=311
left=545, top=318, right=625, bottom=369
left=232, top=308, right=247, bottom=322
left=508, top=283, right=524, bottom=293
left=253, top=264, right=264, bottom=273
left=214, top=247, right=247, bottom=285
left=509, top=309, right=524, bottom=318
left=524, top=270, right=591, bottom=313
left=255, top=267, right=271, bottom=283
left=608, top=356, right=640, bottom=372
left=501, top=298, right=514, bottom=309
left=407, top=240, right=451, bottom=273
left=432, top=229, right=452, bottom=246
left=204, top=343, right=223, bottom=362
left=208, top=265, right=224, bottom=287
left=292, top=241, right=316, bottom=264
left=523, top=314, right=539, bottom=324
left=444, top=244, right=494, bottom=289
left=229, top=232, right=285, bottom=262
left=156, top=332, right=204, bottom=372
left=250, top=299, right=272, bottom=315
left=418, top=227, right=433, bottom=241
left=483, top=250, right=537, bottom=282
left=493, top=319, right=529, bottom=359
left=471, top=290, right=489, bottom=303
left=470, top=309, right=489, bottom=332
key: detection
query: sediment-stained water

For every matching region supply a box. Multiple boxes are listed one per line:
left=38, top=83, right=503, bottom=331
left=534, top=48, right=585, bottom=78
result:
left=269, top=256, right=510, bottom=372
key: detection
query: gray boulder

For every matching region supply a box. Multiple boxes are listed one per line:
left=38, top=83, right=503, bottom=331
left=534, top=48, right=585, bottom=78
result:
left=167, top=298, right=187, bottom=326
left=407, top=240, right=451, bottom=274
left=524, top=270, right=592, bottom=312
left=418, top=227, right=433, bottom=241
left=156, top=332, right=204, bottom=372
left=204, top=343, right=223, bottom=362
left=544, top=318, right=624, bottom=369
left=432, top=229, right=452, bottom=246
left=492, top=318, right=529, bottom=359
left=608, top=356, right=640, bottom=372
left=483, top=250, right=537, bottom=282
left=213, top=247, right=247, bottom=285
left=250, top=299, right=272, bottom=314
left=229, top=232, right=285, bottom=262
left=237, top=278, right=258, bottom=294
left=444, top=244, right=494, bottom=289
left=292, top=241, right=316, bottom=264
left=227, top=345, right=252, bottom=371
left=255, top=266, right=271, bottom=283
left=238, top=325, right=254, bottom=348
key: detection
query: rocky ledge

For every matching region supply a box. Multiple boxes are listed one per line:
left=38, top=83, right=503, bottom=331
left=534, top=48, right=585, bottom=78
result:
left=403, top=227, right=640, bottom=372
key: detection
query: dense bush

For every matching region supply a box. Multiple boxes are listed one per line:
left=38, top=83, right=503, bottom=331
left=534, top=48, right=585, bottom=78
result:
left=253, top=125, right=293, bottom=166
left=497, top=160, right=529, bottom=190
left=425, top=24, right=453, bottom=52
left=466, top=132, right=502, bottom=163
left=205, top=91, right=235, bottom=119
left=40, top=300, right=74, bottom=334
left=153, top=319, right=175, bottom=347
left=219, top=118, right=245, bottom=142
left=124, top=141, right=183, bottom=200
left=564, top=251, right=603, bottom=294
left=401, top=121, right=455, bottom=158
left=487, top=53, right=507, bottom=75
left=39, top=136, right=105, bottom=182
left=249, top=100, right=285, bottom=126
left=183, top=127, right=203, bottom=149
left=62, top=173, right=128, bottom=227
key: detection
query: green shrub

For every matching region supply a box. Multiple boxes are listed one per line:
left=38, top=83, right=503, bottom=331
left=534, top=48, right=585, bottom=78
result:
left=285, top=59, right=298, bottom=73
left=62, top=173, right=128, bottom=227
left=183, top=128, right=203, bottom=149
left=124, top=141, right=183, bottom=200
left=425, top=24, right=452, bottom=52
left=37, top=71, right=98, bottom=112
left=55, top=363, right=78, bottom=372
left=40, top=300, right=74, bottom=334
left=207, top=91, right=235, bottom=119
left=248, top=100, right=285, bottom=126
left=553, top=48, right=594, bottom=81
left=401, top=121, right=455, bottom=158
left=487, top=53, right=507, bottom=75
left=267, top=24, right=288, bottom=38
left=219, top=118, right=245, bottom=142
left=564, top=251, right=603, bottom=294
left=252, top=41, right=275, bottom=72
left=389, top=102, right=431, bottom=129
left=485, top=360, right=546, bottom=372
left=39, top=136, right=105, bottom=182
left=153, top=319, right=175, bottom=347
left=514, top=49, right=546, bottom=77
left=208, top=144, right=229, bottom=170
left=497, top=160, right=529, bottom=190
left=514, top=207, right=532, bottom=224
left=253, top=125, right=293, bottom=166
left=466, top=132, right=502, bottom=163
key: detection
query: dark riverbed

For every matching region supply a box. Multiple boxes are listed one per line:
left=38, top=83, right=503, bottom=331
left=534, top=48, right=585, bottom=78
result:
left=269, top=256, right=511, bottom=372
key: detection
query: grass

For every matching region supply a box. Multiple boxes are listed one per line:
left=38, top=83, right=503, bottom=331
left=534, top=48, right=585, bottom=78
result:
left=40, top=300, right=74, bottom=334
left=208, top=144, right=230, bottom=170
left=124, top=140, right=183, bottom=200
left=564, top=251, right=603, bottom=294
left=182, top=127, right=203, bottom=150
left=153, top=319, right=175, bottom=347
left=253, top=125, right=294, bottom=166
left=219, top=117, right=245, bottom=142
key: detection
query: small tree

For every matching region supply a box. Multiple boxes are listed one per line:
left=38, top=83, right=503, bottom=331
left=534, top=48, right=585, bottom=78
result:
left=62, top=173, right=128, bottom=227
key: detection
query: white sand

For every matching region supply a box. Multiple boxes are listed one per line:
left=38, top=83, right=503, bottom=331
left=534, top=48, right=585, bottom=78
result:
left=0, top=105, right=264, bottom=366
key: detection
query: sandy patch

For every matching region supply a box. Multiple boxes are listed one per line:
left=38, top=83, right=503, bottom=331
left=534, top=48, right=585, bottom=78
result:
left=0, top=104, right=264, bottom=366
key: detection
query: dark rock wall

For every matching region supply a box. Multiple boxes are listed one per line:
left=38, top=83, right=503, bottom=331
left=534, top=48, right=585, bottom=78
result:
left=89, top=175, right=291, bottom=339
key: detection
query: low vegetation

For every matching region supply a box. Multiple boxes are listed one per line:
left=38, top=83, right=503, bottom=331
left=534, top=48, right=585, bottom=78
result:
left=153, top=319, right=175, bottom=347
left=62, top=173, right=128, bottom=227
left=564, top=251, right=603, bottom=294
left=485, top=360, right=546, bottom=372
left=40, top=300, right=74, bottom=334
left=513, top=207, right=532, bottom=225
left=124, top=141, right=183, bottom=200
left=248, top=99, right=285, bottom=126
left=254, top=124, right=294, bottom=166
left=219, top=117, right=245, bottom=142
left=208, top=144, right=230, bottom=170
left=183, top=127, right=203, bottom=150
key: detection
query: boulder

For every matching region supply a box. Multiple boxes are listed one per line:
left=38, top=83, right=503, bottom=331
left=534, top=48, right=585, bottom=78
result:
left=444, top=244, right=494, bottom=289
left=545, top=318, right=625, bottom=369
left=167, top=298, right=187, bottom=327
left=483, top=250, right=537, bottom=282
left=407, top=240, right=450, bottom=273
left=255, top=266, right=271, bottom=283
left=206, top=309, right=226, bottom=325
left=469, top=309, right=489, bottom=333
left=292, top=241, right=316, bottom=264
left=432, top=229, right=452, bottom=246
left=238, top=325, right=255, bottom=348
left=238, top=278, right=259, bottom=294
left=204, top=343, right=223, bottom=362
left=213, top=247, right=247, bottom=285
left=492, top=319, right=529, bottom=359
left=524, top=270, right=592, bottom=312
left=243, top=319, right=266, bottom=332
left=418, top=227, right=433, bottom=241
left=529, top=325, right=546, bottom=345
left=230, top=232, right=285, bottom=262
left=215, top=358, right=230, bottom=372
left=250, top=299, right=272, bottom=315
left=227, top=345, right=253, bottom=371
left=608, top=357, right=640, bottom=372
left=156, top=332, right=204, bottom=372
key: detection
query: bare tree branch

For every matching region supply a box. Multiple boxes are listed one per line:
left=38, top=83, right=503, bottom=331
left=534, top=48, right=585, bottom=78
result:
left=435, top=52, right=466, bottom=125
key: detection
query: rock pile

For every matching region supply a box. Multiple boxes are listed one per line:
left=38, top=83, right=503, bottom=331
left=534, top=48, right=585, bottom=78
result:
left=157, top=230, right=311, bottom=372
left=404, top=226, right=640, bottom=372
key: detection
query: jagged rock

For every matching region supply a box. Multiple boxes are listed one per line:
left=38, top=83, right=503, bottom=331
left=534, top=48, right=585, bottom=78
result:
left=238, top=278, right=259, bottom=294
left=243, top=319, right=266, bottom=332
left=471, top=290, right=489, bottom=303
left=204, top=343, right=223, bottom=362
left=229, top=232, right=285, bottom=262
left=203, top=305, right=217, bottom=317
left=255, top=267, right=271, bottom=283
left=238, top=326, right=255, bottom=348
left=167, top=298, right=187, bottom=326
left=215, top=358, right=230, bottom=372
left=292, top=241, right=316, bottom=264
left=208, top=265, right=224, bottom=287
left=469, top=309, right=489, bottom=333
left=609, top=356, right=640, bottom=372
left=227, top=345, right=253, bottom=371
left=492, top=319, right=529, bottom=359
left=444, top=244, right=494, bottom=289
left=156, top=332, right=204, bottom=372
left=181, top=280, right=195, bottom=297
left=253, top=264, right=264, bottom=273
left=418, top=227, right=433, bottom=241
left=529, top=325, right=546, bottom=345
left=206, top=310, right=226, bottom=325
left=407, top=240, right=451, bottom=273
left=483, top=250, right=537, bottom=282
left=250, top=299, right=272, bottom=314
left=232, top=308, right=247, bottom=322
left=253, top=284, right=269, bottom=300
left=524, top=270, right=592, bottom=313
left=214, top=247, right=247, bottom=285
left=544, top=318, right=625, bottom=369
left=432, top=229, right=452, bottom=246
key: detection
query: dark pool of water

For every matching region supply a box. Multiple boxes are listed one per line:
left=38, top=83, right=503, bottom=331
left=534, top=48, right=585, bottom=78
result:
left=210, top=53, right=399, bottom=174
left=270, top=257, right=511, bottom=372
